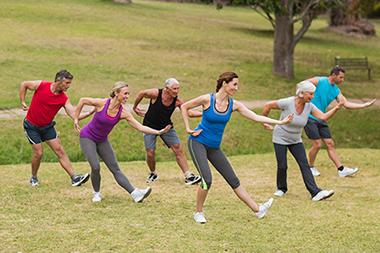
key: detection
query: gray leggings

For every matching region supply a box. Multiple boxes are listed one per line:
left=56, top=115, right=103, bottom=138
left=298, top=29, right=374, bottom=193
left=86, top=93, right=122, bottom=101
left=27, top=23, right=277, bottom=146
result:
left=80, top=138, right=135, bottom=193
left=274, top=142, right=321, bottom=197
left=188, top=139, right=240, bottom=190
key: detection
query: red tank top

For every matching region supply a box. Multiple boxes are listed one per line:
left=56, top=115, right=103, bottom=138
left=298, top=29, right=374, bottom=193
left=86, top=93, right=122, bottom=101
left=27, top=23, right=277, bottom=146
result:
left=26, top=81, right=68, bottom=126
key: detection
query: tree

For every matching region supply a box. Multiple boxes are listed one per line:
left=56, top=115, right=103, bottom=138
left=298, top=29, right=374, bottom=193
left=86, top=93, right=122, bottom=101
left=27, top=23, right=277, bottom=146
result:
left=249, top=0, right=338, bottom=79
left=329, top=0, right=376, bottom=36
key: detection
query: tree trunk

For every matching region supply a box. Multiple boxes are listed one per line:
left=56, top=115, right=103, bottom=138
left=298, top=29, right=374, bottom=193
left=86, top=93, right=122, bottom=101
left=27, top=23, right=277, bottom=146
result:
left=273, top=14, right=294, bottom=79
left=329, top=0, right=375, bottom=36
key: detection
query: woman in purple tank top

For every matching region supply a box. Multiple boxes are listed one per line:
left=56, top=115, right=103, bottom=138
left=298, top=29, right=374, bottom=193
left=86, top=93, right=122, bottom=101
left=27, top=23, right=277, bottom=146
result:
left=74, top=81, right=170, bottom=203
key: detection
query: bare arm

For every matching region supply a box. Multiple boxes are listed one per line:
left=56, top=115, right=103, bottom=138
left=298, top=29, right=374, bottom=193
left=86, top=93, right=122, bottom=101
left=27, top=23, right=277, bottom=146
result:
left=337, top=93, right=376, bottom=109
left=133, top=88, right=159, bottom=117
left=19, top=80, right=41, bottom=111
left=73, top=97, right=105, bottom=133
left=176, top=98, right=202, bottom=118
left=181, top=94, right=209, bottom=136
left=234, top=100, right=293, bottom=125
left=63, top=99, right=76, bottom=120
left=122, top=109, right=170, bottom=135
left=311, top=102, right=342, bottom=121
left=307, top=77, right=319, bottom=86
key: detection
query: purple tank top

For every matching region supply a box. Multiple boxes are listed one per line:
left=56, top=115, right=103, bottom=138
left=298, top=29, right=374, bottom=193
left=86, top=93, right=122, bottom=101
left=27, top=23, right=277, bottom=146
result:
left=80, top=98, right=123, bottom=142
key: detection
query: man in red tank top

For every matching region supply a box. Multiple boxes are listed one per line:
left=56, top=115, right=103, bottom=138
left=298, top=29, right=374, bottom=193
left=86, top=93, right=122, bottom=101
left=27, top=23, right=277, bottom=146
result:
left=19, top=70, right=89, bottom=187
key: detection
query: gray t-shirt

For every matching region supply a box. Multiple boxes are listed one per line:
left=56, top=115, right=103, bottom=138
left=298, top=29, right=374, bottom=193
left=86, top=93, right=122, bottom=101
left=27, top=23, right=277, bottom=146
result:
left=273, top=96, right=316, bottom=145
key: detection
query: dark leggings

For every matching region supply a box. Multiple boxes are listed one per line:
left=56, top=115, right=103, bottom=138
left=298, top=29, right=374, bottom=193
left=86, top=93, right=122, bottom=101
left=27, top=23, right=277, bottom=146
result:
left=80, top=138, right=135, bottom=193
left=274, top=142, right=321, bottom=197
left=188, top=139, right=240, bottom=190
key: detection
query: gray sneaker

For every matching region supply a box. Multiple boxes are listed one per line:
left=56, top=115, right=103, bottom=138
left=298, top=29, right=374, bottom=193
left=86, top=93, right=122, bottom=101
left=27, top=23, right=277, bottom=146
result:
left=30, top=176, right=39, bottom=187
left=146, top=173, right=158, bottom=183
left=185, top=174, right=201, bottom=185
left=71, top=173, right=90, bottom=187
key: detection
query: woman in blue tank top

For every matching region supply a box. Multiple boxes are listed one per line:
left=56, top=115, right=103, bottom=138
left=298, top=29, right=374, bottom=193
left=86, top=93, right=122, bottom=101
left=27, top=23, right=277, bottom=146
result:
left=181, top=72, right=293, bottom=223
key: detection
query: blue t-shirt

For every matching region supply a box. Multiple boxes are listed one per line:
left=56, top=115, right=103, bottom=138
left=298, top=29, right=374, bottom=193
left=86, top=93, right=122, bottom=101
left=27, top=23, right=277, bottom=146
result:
left=309, top=76, right=340, bottom=121
left=189, top=93, right=233, bottom=149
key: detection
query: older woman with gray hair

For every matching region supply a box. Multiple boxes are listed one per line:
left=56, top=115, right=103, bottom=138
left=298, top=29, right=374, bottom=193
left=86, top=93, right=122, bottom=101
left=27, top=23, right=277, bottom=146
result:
left=262, top=81, right=343, bottom=201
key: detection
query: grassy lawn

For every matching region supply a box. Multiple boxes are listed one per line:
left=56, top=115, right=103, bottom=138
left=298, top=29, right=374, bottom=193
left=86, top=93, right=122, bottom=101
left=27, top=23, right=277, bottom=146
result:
left=1, top=107, right=379, bottom=165
left=0, top=149, right=379, bottom=252
left=0, top=0, right=379, bottom=109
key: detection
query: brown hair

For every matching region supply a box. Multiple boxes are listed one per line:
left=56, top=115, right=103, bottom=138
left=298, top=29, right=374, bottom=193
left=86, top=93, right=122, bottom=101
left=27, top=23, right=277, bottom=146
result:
left=330, top=65, right=345, bottom=75
left=110, top=81, right=128, bottom=98
left=216, top=72, right=238, bottom=92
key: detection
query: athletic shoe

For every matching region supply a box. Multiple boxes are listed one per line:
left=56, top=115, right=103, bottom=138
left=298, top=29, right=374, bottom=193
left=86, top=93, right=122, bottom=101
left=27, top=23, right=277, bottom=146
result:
left=185, top=173, right=202, bottom=185
left=273, top=189, right=285, bottom=197
left=30, top=177, right=39, bottom=187
left=312, top=190, right=334, bottom=201
left=146, top=173, right=158, bottom=183
left=71, top=173, right=90, bottom=187
left=131, top=187, right=152, bottom=203
left=338, top=167, right=359, bottom=177
left=310, top=167, right=321, bottom=176
left=92, top=192, right=102, bottom=202
left=193, top=212, right=207, bottom=224
left=256, top=198, right=274, bottom=219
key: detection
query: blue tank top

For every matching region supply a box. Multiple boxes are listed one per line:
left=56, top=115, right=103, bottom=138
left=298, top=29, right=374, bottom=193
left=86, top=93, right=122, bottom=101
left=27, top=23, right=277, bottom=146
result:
left=189, top=93, right=234, bottom=148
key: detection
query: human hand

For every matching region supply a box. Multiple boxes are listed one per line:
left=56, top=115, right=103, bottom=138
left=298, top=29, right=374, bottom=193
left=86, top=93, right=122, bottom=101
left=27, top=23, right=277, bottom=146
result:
left=133, top=106, right=146, bottom=117
left=263, top=123, right=274, bottom=131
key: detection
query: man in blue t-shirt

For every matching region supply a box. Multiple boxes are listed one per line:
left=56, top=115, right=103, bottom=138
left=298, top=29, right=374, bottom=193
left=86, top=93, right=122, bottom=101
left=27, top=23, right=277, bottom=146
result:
left=304, top=66, right=376, bottom=177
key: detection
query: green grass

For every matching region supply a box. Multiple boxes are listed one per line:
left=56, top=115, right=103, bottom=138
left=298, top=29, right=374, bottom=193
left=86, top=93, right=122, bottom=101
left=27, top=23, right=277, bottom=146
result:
left=0, top=0, right=379, bottom=109
left=0, top=149, right=379, bottom=252
left=1, top=107, right=379, bottom=165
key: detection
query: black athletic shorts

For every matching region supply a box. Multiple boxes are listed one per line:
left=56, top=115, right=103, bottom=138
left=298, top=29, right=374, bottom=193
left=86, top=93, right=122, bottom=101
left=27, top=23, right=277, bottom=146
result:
left=304, top=118, right=332, bottom=140
left=23, top=119, right=57, bottom=144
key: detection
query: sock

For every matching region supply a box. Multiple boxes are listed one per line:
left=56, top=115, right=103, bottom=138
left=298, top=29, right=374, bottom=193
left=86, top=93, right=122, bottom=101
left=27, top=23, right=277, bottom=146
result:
left=184, top=171, right=193, bottom=178
left=338, top=165, right=344, bottom=171
left=71, top=174, right=77, bottom=180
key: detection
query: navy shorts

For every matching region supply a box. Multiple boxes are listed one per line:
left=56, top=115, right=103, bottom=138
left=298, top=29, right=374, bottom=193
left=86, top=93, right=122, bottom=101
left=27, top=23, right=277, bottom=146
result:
left=23, top=119, right=58, bottom=144
left=304, top=118, right=332, bottom=140
left=144, top=128, right=181, bottom=150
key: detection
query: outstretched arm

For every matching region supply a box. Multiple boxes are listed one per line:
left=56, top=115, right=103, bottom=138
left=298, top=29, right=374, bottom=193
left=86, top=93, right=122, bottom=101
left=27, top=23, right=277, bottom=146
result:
left=123, top=109, right=170, bottom=135
left=133, top=88, right=158, bottom=117
left=337, top=93, right=376, bottom=109
left=234, top=100, right=293, bottom=125
left=19, top=80, right=41, bottom=111
left=181, top=94, right=209, bottom=136
left=311, top=102, right=342, bottom=121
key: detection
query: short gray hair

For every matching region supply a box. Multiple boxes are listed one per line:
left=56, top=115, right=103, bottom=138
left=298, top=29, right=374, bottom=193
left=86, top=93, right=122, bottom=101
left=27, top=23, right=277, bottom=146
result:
left=165, top=78, right=179, bottom=88
left=296, top=80, right=315, bottom=97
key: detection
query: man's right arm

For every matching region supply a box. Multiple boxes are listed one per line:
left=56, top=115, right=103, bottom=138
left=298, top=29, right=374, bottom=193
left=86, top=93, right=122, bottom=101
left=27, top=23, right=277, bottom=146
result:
left=307, top=77, right=319, bottom=86
left=19, top=80, right=41, bottom=111
left=133, top=88, right=159, bottom=117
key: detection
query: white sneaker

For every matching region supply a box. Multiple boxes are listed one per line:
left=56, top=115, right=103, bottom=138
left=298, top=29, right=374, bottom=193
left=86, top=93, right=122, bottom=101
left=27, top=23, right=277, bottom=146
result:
left=310, top=167, right=320, bottom=176
left=338, top=167, right=359, bottom=177
left=312, top=190, right=334, bottom=201
left=256, top=198, right=274, bottom=219
left=273, top=190, right=285, bottom=197
left=92, top=192, right=102, bottom=202
left=131, top=187, right=152, bottom=203
left=193, top=212, right=207, bottom=224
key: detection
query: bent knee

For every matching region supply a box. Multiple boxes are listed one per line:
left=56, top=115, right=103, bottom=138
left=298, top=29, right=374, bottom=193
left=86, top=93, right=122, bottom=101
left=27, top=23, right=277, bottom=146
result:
left=200, top=178, right=212, bottom=190
left=324, top=139, right=335, bottom=149
left=229, top=177, right=240, bottom=189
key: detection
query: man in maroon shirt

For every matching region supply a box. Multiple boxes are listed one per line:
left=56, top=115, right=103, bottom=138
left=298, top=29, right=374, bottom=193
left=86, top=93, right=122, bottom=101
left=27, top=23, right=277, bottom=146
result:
left=19, top=70, right=89, bottom=187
